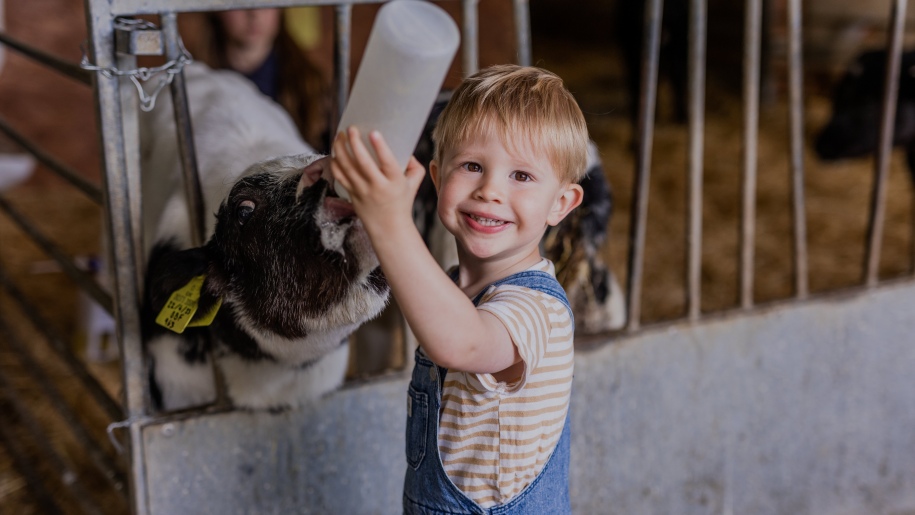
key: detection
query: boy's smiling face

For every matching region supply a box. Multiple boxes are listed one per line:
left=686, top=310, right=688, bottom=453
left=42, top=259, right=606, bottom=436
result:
left=430, top=132, right=583, bottom=270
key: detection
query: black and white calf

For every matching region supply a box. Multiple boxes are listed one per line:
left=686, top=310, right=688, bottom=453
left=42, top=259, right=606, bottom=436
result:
left=140, top=63, right=389, bottom=411
left=616, top=0, right=690, bottom=128
left=542, top=141, right=626, bottom=334
left=815, top=49, right=915, bottom=182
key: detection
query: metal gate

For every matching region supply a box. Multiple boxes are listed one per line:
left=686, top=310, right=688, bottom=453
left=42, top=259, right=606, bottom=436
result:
left=0, top=1, right=532, bottom=513
left=1, top=0, right=913, bottom=513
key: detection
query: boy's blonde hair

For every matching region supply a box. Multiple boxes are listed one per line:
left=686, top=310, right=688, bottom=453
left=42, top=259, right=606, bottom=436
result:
left=432, top=64, right=589, bottom=184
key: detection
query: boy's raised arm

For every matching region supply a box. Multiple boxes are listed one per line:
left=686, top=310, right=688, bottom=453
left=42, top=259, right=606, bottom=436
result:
left=330, top=128, right=520, bottom=375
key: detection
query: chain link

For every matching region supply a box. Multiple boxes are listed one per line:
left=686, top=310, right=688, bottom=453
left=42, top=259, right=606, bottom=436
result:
left=80, top=17, right=193, bottom=112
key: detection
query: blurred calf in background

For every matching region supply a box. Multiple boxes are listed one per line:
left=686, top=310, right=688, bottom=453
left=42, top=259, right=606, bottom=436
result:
left=815, top=49, right=915, bottom=183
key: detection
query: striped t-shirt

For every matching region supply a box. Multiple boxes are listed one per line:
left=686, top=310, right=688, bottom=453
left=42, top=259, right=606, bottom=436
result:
left=438, top=259, right=574, bottom=508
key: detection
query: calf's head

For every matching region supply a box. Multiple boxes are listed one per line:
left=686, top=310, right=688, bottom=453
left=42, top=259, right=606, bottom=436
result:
left=145, top=153, right=389, bottom=358
left=815, top=50, right=915, bottom=162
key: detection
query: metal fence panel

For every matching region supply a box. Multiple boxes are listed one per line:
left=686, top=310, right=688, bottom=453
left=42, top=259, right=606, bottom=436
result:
left=140, top=282, right=915, bottom=514
left=142, top=378, right=407, bottom=514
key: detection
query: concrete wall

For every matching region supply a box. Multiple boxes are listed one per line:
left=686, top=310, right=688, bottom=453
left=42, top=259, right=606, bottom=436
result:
left=142, top=280, right=915, bottom=515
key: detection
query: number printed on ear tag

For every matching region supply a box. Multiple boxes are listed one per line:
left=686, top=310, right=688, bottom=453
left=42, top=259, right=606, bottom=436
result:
left=155, top=275, right=209, bottom=334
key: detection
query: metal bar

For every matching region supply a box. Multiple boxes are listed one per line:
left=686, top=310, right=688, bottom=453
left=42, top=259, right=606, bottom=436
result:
left=0, top=196, right=113, bottom=314
left=739, top=0, right=762, bottom=309
left=686, top=0, right=707, bottom=321
left=461, top=0, right=480, bottom=76
left=108, top=0, right=387, bottom=16
left=625, top=0, right=663, bottom=331
left=165, top=11, right=229, bottom=407
left=0, top=406, right=65, bottom=515
left=865, top=0, right=907, bottom=286
left=0, top=319, right=127, bottom=497
left=0, top=31, right=92, bottom=85
left=0, top=116, right=103, bottom=204
left=333, top=3, right=353, bottom=131
left=117, top=51, right=146, bottom=293
left=0, top=266, right=123, bottom=422
left=0, top=372, right=110, bottom=515
left=84, top=2, right=150, bottom=513
left=512, top=0, right=532, bottom=67
left=786, top=0, right=808, bottom=299
left=161, top=12, right=206, bottom=248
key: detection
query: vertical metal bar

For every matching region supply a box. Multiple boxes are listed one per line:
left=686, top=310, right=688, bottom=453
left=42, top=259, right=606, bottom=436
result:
left=625, top=0, right=664, bottom=332
left=739, top=0, right=762, bottom=309
left=686, top=0, right=707, bottom=321
left=512, top=0, right=531, bottom=67
left=865, top=0, right=907, bottom=286
left=117, top=51, right=145, bottom=293
left=333, top=4, right=352, bottom=131
left=161, top=12, right=205, bottom=248
left=461, top=0, right=480, bottom=76
left=84, top=1, right=149, bottom=513
left=163, top=11, right=231, bottom=414
left=786, top=0, right=808, bottom=299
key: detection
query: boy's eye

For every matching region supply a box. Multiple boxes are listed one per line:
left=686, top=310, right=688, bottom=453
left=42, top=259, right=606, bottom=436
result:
left=511, top=171, right=533, bottom=182
left=462, top=162, right=482, bottom=173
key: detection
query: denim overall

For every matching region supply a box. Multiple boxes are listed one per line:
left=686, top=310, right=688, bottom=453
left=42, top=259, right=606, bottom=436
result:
left=403, top=270, right=574, bottom=514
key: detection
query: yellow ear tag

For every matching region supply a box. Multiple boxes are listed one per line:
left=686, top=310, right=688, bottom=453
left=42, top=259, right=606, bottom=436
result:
left=155, top=275, right=221, bottom=334
left=188, top=297, right=222, bottom=328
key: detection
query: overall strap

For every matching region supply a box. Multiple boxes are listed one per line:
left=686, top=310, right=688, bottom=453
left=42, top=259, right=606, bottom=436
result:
left=469, top=270, right=573, bottom=324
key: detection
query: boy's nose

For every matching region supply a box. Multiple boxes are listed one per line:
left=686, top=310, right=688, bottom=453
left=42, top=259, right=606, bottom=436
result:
left=473, top=174, right=504, bottom=202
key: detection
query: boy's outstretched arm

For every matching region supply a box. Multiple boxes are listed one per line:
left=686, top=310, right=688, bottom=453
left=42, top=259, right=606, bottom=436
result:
left=330, top=127, right=520, bottom=376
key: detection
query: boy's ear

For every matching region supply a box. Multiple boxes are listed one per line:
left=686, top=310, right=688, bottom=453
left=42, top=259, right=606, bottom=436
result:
left=429, top=160, right=442, bottom=191
left=547, top=183, right=584, bottom=227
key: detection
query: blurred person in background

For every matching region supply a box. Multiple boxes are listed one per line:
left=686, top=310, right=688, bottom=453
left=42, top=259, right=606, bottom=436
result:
left=194, top=8, right=332, bottom=152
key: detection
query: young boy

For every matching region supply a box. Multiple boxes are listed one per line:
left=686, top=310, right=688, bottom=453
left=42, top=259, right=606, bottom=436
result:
left=331, top=64, right=588, bottom=514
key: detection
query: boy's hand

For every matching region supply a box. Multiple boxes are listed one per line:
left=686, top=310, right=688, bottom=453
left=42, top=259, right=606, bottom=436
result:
left=330, top=127, right=426, bottom=234
left=332, top=129, right=520, bottom=377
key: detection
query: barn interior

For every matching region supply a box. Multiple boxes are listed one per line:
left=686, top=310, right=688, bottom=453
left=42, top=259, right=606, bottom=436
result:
left=1, top=0, right=914, bottom=513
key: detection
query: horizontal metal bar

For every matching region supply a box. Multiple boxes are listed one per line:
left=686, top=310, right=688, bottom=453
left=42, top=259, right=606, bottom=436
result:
left=0, top=196, right=113, bottom=314
left=0, top=319, right=128, bottom=498
left=0, top=372, right=110, bottom=515
left=0, top=265, right=123, bottom=422
left=0, top=404, right=65, bottom=515
left=0, top=116, right=104, bottom=205
left=0, top=31, right=92, bottom=85
left=109, top=0, right=387, bottom=16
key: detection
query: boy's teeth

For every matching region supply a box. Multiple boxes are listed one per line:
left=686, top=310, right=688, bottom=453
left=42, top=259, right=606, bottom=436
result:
left=470, top=214, right=505, bottom=226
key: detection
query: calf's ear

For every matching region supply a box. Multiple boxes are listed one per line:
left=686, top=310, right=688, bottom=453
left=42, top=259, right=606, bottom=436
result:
left=145, top=243, right=227, bottom=334
left=145, top=244, right=219, bottom=314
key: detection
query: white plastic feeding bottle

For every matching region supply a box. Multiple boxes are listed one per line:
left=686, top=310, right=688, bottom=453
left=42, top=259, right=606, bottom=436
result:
left=334, top=0, right=460, bottom=200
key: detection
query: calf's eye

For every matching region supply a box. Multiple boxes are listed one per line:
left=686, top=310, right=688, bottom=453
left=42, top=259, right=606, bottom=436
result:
left=237, top=200, right=256, bottom=225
